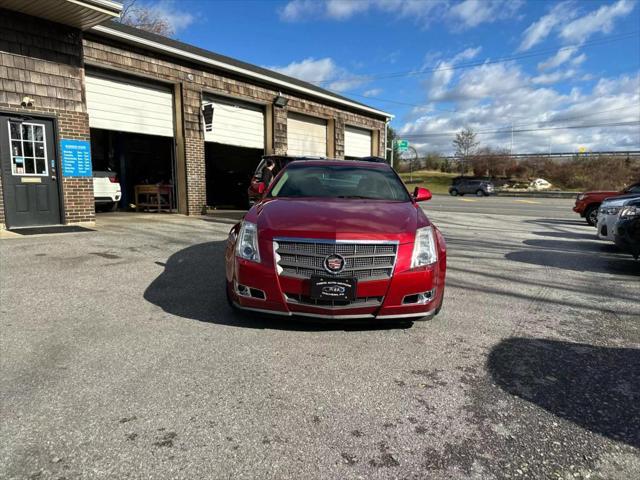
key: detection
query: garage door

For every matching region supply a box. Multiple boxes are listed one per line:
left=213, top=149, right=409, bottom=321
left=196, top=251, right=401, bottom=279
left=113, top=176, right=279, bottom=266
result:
left=344, top=125, right=372, bottom=157
left=202, top=97, right=265, bottom=149
left=287, top=112, right=327, bottom=157
left=85, top=74, right=174, bottom=137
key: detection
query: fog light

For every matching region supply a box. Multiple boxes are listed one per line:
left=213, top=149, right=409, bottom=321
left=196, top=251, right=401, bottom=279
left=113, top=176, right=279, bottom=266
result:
left=235, top=282, right=266, bottom=300
left=402, top=289, right=435, bottom=305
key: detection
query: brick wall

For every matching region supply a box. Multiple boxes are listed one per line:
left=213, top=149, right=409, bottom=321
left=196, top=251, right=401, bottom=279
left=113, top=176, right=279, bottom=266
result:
left=0, top=9, right=94, bottom=227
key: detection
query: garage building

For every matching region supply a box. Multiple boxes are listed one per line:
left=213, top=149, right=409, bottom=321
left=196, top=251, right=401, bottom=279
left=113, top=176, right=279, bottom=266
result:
left=0, top=0, right=391, bottom=229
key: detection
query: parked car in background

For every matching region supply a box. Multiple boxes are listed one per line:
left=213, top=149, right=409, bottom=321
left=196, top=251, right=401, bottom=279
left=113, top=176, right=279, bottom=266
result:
left=573, top=181, right=640, bottom=226
left=93, top=170, right=121, bottom=211
left=613, top=197, right=640, bottom=259
left=248, top=155, right=325, bottom=206
left=596, top=194, right=640, bottom=241
left=449, top=178, right=494, bottom=196
left=227, top=158, right=446, bottom=322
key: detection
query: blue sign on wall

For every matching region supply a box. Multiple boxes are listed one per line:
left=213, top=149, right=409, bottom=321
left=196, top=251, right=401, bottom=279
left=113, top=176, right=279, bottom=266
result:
left=61, top=139, right=92, bottom=177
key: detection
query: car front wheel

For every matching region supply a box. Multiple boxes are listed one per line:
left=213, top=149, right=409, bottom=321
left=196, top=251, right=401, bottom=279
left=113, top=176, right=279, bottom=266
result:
left=476, top=190, right=485, bottom=197
left=585, top=205, right=599, bottom=226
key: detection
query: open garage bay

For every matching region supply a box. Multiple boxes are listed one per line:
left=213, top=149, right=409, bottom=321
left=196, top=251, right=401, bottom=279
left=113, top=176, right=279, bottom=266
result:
left=1, top=197, right=638, bottom=479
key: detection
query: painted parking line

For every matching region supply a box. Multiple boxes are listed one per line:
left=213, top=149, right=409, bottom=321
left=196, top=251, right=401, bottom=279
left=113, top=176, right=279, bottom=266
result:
left=459, top=198, right=478, bottom=202
left=514, top=200, right=541, bottom=204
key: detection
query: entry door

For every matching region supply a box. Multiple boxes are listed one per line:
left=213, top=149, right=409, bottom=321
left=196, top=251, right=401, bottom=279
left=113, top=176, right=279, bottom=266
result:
left=0, top=116, right=61, bottom=228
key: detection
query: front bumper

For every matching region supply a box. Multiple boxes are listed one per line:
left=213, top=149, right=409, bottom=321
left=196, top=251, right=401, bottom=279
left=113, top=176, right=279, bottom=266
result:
left=229, top=257, right=443, bottom=320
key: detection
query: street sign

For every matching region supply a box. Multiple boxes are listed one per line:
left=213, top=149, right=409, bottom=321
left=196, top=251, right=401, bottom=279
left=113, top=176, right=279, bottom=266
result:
left=397, top=139, right=409, bottom=152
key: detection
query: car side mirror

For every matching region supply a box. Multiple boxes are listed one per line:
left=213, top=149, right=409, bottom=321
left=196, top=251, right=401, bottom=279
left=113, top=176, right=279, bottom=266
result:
left=413, top=187, right=432, bottom=202
left=257, top=182, right=266, bottom=194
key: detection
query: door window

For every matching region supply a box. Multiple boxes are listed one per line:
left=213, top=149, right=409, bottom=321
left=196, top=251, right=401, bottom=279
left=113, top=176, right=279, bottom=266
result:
left=8, top=122, right=48, bottom=176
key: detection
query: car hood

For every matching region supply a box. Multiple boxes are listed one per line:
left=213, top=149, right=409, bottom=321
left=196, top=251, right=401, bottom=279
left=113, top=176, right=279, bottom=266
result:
left=582, top=190, right=619, bottom=197
left=253, top=198, right=425, bottom=243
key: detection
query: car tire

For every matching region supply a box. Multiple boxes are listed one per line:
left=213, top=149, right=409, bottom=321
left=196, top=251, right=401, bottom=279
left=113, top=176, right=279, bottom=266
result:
left=450, top=189, right=458, bottom=196
left=585, top=205, right=599, bottom=226
left=225, top=283, right=238, bottom=311
left=110, top=201, right=118, bottom=212
left=434, top=287, right=444, bottom=316
left=476, top=190, right=485, bottom=197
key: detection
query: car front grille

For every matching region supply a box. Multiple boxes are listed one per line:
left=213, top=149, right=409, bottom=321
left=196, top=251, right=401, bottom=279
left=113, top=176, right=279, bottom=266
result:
left=274, top=238, right=398, bottom=281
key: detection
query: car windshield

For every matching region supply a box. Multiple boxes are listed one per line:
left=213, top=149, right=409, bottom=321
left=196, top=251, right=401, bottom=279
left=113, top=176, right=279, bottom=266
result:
left=267, top=164, right=411, bottom=201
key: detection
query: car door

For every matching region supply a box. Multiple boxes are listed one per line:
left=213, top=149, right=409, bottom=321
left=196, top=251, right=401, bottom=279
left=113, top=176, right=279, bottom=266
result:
left=462, top=181, right=474, bottom=194
left=0, top=116, right=61, bottom=228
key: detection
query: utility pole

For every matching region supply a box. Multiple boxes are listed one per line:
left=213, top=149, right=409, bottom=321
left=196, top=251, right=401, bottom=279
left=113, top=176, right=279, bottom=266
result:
left=408, top=146, right=418, bottom=183
left=510, top=122, right=514, bottom=155
left=390, top=140, right=394, bottom=169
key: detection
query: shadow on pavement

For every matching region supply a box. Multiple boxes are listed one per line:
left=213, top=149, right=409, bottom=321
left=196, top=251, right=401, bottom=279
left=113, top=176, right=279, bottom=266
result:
left=505, top=249, right=640, bottom=275
left=525, top=218, right=587, bottom=227
left=531, top=230, right=598, bottom=241
left=144, top=241, right=413, bottom=332
left=488, top=337, right=640, bottom=448
left=523, top=238, right=619, bottom=253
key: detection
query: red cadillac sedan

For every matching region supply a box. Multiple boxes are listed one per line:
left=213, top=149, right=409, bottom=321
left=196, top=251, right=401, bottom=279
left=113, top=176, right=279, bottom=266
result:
left=225, top=158, right=446, bottom=321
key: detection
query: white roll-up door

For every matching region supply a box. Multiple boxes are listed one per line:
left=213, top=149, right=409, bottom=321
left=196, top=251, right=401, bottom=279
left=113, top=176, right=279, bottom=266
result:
left=203, top=97, right=265, bottom=149
left=344, top=125, right=372, bottom=157
left=85, top=74, right=174, bottom=137
left=287, top=112, right=327, bottom=157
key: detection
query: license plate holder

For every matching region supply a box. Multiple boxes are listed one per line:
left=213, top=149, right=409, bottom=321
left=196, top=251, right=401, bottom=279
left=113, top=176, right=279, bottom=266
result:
left=309, top=276, right=357, bottom=301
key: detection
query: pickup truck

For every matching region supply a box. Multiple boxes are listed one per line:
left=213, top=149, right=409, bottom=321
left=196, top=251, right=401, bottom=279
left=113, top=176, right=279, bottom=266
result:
left=573, top=182, right=640, bottom=226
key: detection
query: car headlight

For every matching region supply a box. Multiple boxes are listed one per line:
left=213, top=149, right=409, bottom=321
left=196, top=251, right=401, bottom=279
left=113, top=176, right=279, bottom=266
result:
left=577, top=194, right=585, bottom=201
left=236, top=221, right=260, bottom=262
left=411, top=226, right=438, bottom=268
left=620, top=206, right=639, bottom=218
left=601, top=207, right=620, bottom=216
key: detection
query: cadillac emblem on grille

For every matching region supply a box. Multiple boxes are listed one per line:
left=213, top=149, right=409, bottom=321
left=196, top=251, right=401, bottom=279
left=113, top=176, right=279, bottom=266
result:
left=324, top=254, right=345, bottom=274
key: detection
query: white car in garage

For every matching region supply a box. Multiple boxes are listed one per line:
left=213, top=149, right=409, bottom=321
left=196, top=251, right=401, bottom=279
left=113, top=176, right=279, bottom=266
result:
left=93, top=170, right=121, bottom=211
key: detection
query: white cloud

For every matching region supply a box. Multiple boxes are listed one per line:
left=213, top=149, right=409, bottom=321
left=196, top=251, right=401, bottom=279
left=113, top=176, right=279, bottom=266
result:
left=267, top=57, right=369, bottom=92
left=325, top=0, right=370, bottom=19
left=401, top=64, right=640, bottom=154
left=279, top=0, right=318, bottom=21
left=560, top=0, right=636, bottom=44
left=518, top=1, right=576, bottom=51
left=449, top=0, right=523, bottom=29
left=531, top=69, right=577, bottom=85
left=424, top=47, right=482, bottom=99
left=571, top=53, right=588, bottom=66
left=279, top=0, right=520, bottom=29
left=363, top=88, right=383, bottom=97
left=537, top=47, right=579, bottom=71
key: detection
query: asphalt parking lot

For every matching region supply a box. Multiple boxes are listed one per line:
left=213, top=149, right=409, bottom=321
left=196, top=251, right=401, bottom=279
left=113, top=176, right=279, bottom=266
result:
left=1, top=196, right=639, bottom=480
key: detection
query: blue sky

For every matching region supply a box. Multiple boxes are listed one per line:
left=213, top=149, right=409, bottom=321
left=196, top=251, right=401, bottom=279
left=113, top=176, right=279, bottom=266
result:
left=135, top=0, right=639, bottom=154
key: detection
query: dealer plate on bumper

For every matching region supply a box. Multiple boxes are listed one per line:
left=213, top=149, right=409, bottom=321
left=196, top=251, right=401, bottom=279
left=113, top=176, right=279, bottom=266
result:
left=310, top=276, right=357, bottom=301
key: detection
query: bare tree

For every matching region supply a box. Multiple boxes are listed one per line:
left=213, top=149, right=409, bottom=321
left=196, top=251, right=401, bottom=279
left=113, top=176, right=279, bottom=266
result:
left=453, top=127, right=479, bottom=174
left=117, top=0, right=174, bottom=37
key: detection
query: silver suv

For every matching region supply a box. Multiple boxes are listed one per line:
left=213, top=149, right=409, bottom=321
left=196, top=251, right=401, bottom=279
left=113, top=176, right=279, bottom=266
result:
left=449, top=179, right=495, bottom=197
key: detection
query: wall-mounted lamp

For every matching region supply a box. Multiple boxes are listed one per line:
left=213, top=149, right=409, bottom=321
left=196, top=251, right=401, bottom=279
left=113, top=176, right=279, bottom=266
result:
left=273, top=93, right=289, bottom=108
left=21, top=96, right=34, bottom=108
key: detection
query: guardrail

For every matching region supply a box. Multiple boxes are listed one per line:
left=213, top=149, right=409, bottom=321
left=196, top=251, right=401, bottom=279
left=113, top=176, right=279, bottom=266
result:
left=494, top=190, right=577, bottom=198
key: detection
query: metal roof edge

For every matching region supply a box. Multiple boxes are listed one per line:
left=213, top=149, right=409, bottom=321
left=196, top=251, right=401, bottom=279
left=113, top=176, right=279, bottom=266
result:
left=89, top=23, right=393, bottom=120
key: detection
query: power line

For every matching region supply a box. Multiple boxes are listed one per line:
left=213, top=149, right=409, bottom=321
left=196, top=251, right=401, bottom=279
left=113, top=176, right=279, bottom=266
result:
left=328, top=64, right=639, bottom=112
left=504, top=106, right=640, bottom=129
left=311, top=31, right=640, bottom=85
left=401, top=121, right=640, bottom=139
